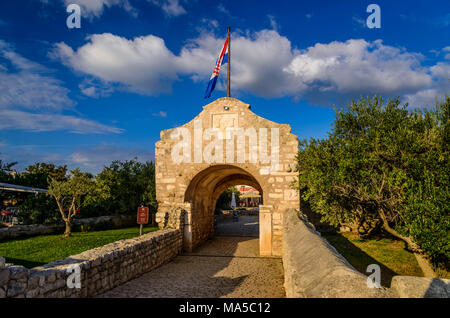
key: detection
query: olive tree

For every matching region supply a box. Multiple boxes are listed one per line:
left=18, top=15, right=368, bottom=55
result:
left=48, top=169, right=105, bottom=237
left=297, top=96, right=449, bottom=269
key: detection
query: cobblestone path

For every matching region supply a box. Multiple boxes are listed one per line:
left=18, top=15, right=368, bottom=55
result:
left=98, top=216, right=285, bottom=298
left=215, top=215, right=259, bottom=237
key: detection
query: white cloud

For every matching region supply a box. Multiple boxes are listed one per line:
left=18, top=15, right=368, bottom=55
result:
left=267, top=15, right=279, bottom=31
left=352, top=16, right=366, bottom=28
left=52, top=30, right=449, bottom=108
left=0, top=109, right=123, bottom=134
left=217, top=3, right=231, bottom=16
left=0, top=146, right=64, bottom=172
left=150, top=0, right=186, bottom=17
left=0, top=39, right=122, bottom=133
left=285, top=39, right=433, bottom=103
left=178, top=30, right=296, bottom=97
left=152, top=110, right=167, bottom=117
left=78, top=79, right=115, bottom=98
left=68, top=144, right=154, bottom=172
left=0, top=71, right=74, bottom=111
left=404, top=62, right=450, bottom=107
left=62, top=0, right=137, bottom=18
left=52, top=33, right=179, bottom=96
left=175, top=33, right=446, bottom=104
left=0, top=143, right=151, bottom=173
left=199, top=18, right=219, bottom=30
left=0, top=40, right=73, bottom=111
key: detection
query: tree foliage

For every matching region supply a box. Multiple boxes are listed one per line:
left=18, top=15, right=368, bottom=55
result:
left=297, top=96, right=449, bottom=268
left=1, top=159, right=156, bottom=226
left=215, top=187, right=240, bottom=211
left=94, top=159, right=157, bottom=216
left=48, top=169, right=106, bottom=237
left=0, top=159, right=17, bottom=183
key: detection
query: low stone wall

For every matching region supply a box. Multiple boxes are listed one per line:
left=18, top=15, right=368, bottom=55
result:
left=0, top=215, right=136, bottom=241
left=282, top=208, right=391, bottom=298
left=0, top=228, right=182, bottom=298
left=391, top=276, right=450, bottom=298
left=282, top=208, right=450, bottom=298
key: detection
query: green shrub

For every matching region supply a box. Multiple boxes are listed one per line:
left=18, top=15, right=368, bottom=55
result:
left=80, top=224, right=91, bottom=233
left=91, top=220, right=115, bottom=231
left=297, top=96, right=449, bottom=270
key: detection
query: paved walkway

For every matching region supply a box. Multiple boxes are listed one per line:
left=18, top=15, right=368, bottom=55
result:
left=215, top=215, right=259, bottom=237
left=98, top=216, right=285, bottom=298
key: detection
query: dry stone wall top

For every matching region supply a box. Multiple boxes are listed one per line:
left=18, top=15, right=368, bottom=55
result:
left=0, top=228, right=183, bottom=298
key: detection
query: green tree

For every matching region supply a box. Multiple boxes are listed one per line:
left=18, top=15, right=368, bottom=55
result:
left=0, top=158, right=18, bottom=207
left=95, top=159, right=157, bottom=216
left=48, top=169, right=105, bottom=237
left=297, top=96, right=449, bottom=269
left=20, top=163, right=67, bottom=188
left=215, top=187, right=240, bottom=210
left=0, top=159, right=17, bottom=183
left=16, top=163, right=68, bottom=224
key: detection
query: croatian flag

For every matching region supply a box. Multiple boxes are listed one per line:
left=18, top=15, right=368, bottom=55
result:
left=204, top=35, right=229, bottom=99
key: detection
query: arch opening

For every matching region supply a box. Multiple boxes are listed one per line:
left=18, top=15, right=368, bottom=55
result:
left=213, top=184, right=262, bottom=238
left=183, top=165, right=264, bottom=251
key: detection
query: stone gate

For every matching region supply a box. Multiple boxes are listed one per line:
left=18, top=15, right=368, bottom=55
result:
left=155, top=97, right=299, bottom=256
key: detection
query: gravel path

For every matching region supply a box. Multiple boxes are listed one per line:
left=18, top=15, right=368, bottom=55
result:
left=98, top=216, right=285, bottom=298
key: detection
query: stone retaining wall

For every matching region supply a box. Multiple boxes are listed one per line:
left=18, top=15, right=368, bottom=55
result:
left=282, top=208, right=391, bottom=298
left=282, top=208, right=450, bottom=298
left=0, top=228, right=182, bottom=298
left=0, top=215, right=136, bottom=241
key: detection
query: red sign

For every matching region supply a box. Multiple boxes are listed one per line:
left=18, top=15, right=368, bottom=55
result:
left=137, top=206, right=149, bottom=224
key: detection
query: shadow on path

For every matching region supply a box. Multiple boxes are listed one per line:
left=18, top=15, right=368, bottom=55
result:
left=322, top=232, right=402, bottom=287
left=98, top=216, right=285, bottom=298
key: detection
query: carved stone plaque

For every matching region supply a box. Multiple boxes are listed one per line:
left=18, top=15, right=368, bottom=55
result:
left=212, top=113, right=238, bottom=139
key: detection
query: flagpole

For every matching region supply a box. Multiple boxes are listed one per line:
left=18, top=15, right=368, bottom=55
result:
left=227, top=27, right=231, bottom=97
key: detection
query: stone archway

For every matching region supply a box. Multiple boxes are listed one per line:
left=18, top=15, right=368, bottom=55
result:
left=183, top=164, right=263, bottom=250
left=154, top=97, right=299, bottom=256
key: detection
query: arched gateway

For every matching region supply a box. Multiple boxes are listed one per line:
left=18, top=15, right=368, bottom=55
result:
left=155, top=97, right=299, bottom=256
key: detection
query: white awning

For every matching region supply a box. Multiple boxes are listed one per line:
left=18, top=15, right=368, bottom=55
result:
left=0, top=182, right=48, bottom=194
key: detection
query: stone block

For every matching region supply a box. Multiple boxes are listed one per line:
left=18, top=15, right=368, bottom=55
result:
left=7, top=281, right=26, bottom=297
left=27, top=275, right=39, bottom=289
left=269, top=193, right=283, bottom=199
left=9, top=266, right=29, bottom=280
left=391, top=276, right=450, bottom=298
left=26, top=288, right=40, bottom=298
left=0, top=269, right=10, bottom=286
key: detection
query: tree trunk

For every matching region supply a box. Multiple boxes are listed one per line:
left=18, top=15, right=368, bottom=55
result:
left=379, top=210, right=437, bottom=275
left=64, top=221, right=71, bottom=237
left=378, top=208, right=419, bottom=251
left=351, top=214, right=364, bottom=238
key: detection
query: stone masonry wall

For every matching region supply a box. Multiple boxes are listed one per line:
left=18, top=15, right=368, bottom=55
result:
left=0, top=228, right=182, bottom=298
left=282, top=208, right=391, bottom=298
left=155, top=97, right=300, bottom=256
left=282, top=208, right=450, bottom=298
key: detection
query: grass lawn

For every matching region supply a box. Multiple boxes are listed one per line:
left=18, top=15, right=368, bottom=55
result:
left=322, top=231, right=424, bottom=287
left=0, top=226, right=158, bottom=269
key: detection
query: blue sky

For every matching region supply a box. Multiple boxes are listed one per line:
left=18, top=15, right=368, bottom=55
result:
left=0, top=0, right=449, bottom=173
